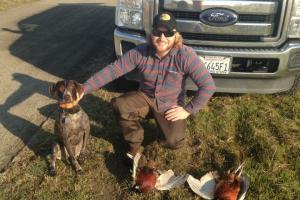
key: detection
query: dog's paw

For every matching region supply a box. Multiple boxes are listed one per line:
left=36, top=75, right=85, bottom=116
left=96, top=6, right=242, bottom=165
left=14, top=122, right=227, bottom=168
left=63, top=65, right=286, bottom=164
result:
left=78, top=154, right=87, bottom=165
left=74, top=163, right=83, bottom=173
left=49, top=168, right=57, bottom=176
left=75, top=167, right=83, bottom=175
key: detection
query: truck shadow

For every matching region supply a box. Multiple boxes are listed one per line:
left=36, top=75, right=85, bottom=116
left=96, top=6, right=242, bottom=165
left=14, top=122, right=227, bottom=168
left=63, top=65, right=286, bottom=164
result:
left=5, top=3, right=116, bottom=78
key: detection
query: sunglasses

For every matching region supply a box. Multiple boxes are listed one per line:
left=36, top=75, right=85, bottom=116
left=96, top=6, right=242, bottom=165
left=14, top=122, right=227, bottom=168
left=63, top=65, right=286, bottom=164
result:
left=152, top=29, right=175, bottom=37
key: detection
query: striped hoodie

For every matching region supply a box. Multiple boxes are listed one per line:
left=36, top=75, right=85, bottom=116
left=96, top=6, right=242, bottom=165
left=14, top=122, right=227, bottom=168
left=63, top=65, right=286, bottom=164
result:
left=83, top=44, right=216, bottom=114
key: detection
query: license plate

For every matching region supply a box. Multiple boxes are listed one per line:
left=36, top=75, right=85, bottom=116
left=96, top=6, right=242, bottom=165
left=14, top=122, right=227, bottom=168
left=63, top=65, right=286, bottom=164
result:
left=199, top=56, right=231, bottom=74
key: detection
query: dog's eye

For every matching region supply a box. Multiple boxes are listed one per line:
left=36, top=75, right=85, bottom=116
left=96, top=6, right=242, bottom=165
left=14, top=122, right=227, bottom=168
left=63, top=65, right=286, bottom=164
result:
left=57, top=85, right=65, bottom=99
left=58, top=92, right=64, bottom=99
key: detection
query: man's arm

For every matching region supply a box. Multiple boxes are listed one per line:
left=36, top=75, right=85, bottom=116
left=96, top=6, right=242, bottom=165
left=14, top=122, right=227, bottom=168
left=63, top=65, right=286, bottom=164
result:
left=184, top=50, right=216, bottom=114
left=83, top=48, right=141, bottom=94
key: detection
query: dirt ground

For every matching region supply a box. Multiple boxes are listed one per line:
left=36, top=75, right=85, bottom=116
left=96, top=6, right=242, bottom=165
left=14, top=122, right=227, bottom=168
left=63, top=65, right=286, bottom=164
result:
left=0, top=0, right=39, bottom=11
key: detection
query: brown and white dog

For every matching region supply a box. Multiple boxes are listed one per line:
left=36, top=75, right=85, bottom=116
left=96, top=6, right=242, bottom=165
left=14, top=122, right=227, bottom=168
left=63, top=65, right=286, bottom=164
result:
left=48, top=80, right=90, bottom=175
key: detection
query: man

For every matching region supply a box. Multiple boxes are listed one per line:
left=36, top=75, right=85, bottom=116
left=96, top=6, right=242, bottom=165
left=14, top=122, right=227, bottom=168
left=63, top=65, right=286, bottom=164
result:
left=82, top=12, right=216, bottom=158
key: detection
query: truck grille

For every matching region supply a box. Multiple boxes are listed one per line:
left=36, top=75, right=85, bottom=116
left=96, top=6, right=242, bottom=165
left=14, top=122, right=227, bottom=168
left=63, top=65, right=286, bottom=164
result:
left=161, top=0, right=285, bottom=44
left=170, top=10, right=271, bottom=23
left=180, top=32, right=260, bottom=42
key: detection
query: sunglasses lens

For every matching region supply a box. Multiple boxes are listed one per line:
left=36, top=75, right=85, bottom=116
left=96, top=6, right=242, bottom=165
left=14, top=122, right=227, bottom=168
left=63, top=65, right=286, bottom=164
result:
left=152, top=29, right=175, bottom=37
left=152, top=29, right=161, bottom=37
left=164, top=30, right=175, bottom=37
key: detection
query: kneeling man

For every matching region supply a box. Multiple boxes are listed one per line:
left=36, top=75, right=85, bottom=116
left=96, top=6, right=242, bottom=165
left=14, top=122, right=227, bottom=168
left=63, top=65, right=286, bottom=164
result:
left=82, top=12, right=216, bottom=157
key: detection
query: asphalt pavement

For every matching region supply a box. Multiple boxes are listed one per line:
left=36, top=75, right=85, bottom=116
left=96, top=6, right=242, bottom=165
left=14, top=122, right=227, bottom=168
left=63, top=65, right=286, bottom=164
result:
left=0, top=0, right=116, bottom=171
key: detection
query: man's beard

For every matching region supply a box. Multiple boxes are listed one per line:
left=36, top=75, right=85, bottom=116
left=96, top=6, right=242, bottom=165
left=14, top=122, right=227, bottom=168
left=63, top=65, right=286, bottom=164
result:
left=154, top=40, right=173, bottom=54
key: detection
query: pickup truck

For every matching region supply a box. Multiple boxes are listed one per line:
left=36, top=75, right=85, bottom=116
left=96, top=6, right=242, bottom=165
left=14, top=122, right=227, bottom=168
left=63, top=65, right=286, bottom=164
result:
left=114, top=0, right=300, bottom=94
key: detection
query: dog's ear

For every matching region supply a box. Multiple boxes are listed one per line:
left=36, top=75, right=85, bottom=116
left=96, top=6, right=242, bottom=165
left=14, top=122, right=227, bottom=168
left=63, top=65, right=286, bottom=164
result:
left=48, top=83, right=57, bottom=98
left=74, top=81, right=84, bottom=101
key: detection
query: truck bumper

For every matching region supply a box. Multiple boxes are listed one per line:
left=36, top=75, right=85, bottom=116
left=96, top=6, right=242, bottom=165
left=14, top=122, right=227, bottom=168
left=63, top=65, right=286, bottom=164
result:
left=114, top=28, right=300, bottom=94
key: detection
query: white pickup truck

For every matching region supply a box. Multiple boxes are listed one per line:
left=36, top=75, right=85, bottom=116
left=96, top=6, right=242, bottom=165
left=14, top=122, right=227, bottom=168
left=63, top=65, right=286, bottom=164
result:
left=114, top=0, right=300, bottom=94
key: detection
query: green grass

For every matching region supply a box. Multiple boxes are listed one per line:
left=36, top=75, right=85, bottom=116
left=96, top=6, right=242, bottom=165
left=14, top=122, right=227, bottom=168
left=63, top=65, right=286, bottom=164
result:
left=0, top=89, right=299, bottom=200
left=0, top=0, right=39, bottom=11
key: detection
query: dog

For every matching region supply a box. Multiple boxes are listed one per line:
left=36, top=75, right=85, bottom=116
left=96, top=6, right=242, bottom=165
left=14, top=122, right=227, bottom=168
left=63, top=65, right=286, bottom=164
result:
left=48, top=80, right=90, bottom=175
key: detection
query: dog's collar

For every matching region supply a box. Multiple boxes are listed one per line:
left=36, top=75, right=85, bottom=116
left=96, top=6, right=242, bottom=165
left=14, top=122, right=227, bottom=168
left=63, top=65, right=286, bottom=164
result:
left=59, top=101, right=78, bottom=109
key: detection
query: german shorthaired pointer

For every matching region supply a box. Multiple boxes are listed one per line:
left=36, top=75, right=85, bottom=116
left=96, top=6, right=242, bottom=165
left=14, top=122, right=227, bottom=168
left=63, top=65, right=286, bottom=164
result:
left=48, top=80, right=90, bottom=175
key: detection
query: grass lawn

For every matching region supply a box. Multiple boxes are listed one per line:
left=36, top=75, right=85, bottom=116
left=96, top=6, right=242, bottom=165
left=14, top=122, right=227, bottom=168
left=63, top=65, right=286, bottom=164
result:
left=0, top=0, right=39, bottom=11
left=0, top=87, right=299, bottom=200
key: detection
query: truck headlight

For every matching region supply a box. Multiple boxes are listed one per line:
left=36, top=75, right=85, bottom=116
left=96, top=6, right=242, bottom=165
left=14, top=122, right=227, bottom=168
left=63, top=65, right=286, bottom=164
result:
left=288, top=0, right=300, bottom=38
left=116, top=0, right=143, bottom=30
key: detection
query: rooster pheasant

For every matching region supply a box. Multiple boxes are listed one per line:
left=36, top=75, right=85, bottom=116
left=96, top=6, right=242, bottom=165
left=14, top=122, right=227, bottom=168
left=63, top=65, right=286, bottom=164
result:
left=214, top=162, right=245, bottom=200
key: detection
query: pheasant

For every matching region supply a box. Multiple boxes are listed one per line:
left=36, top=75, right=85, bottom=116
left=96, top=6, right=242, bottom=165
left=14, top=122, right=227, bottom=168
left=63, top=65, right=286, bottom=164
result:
left=135, top=159, right=157, bottom=193
left=187, top=162, right=249, bottom=200
left=214, top=162, right=245, bottom=200
left=127, top=152, right=188, bottom=193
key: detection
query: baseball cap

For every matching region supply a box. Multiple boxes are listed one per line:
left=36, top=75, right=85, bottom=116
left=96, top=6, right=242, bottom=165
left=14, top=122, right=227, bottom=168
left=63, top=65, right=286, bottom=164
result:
left=153, top=11, right=177, bottom=32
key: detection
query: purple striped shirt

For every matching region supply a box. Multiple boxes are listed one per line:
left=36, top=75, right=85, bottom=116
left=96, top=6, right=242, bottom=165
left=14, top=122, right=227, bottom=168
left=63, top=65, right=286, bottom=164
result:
left=83, top=44, right=216, bottom=114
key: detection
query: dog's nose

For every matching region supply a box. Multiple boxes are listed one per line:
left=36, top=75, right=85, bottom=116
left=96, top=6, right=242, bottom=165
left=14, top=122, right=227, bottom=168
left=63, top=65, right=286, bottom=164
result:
left=64, top=94, right=72, bottom=102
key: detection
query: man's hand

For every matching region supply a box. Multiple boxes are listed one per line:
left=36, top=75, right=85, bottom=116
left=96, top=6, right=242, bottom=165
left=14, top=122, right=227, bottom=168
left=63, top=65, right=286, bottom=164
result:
left=164, top=105, right=190, bottom=121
